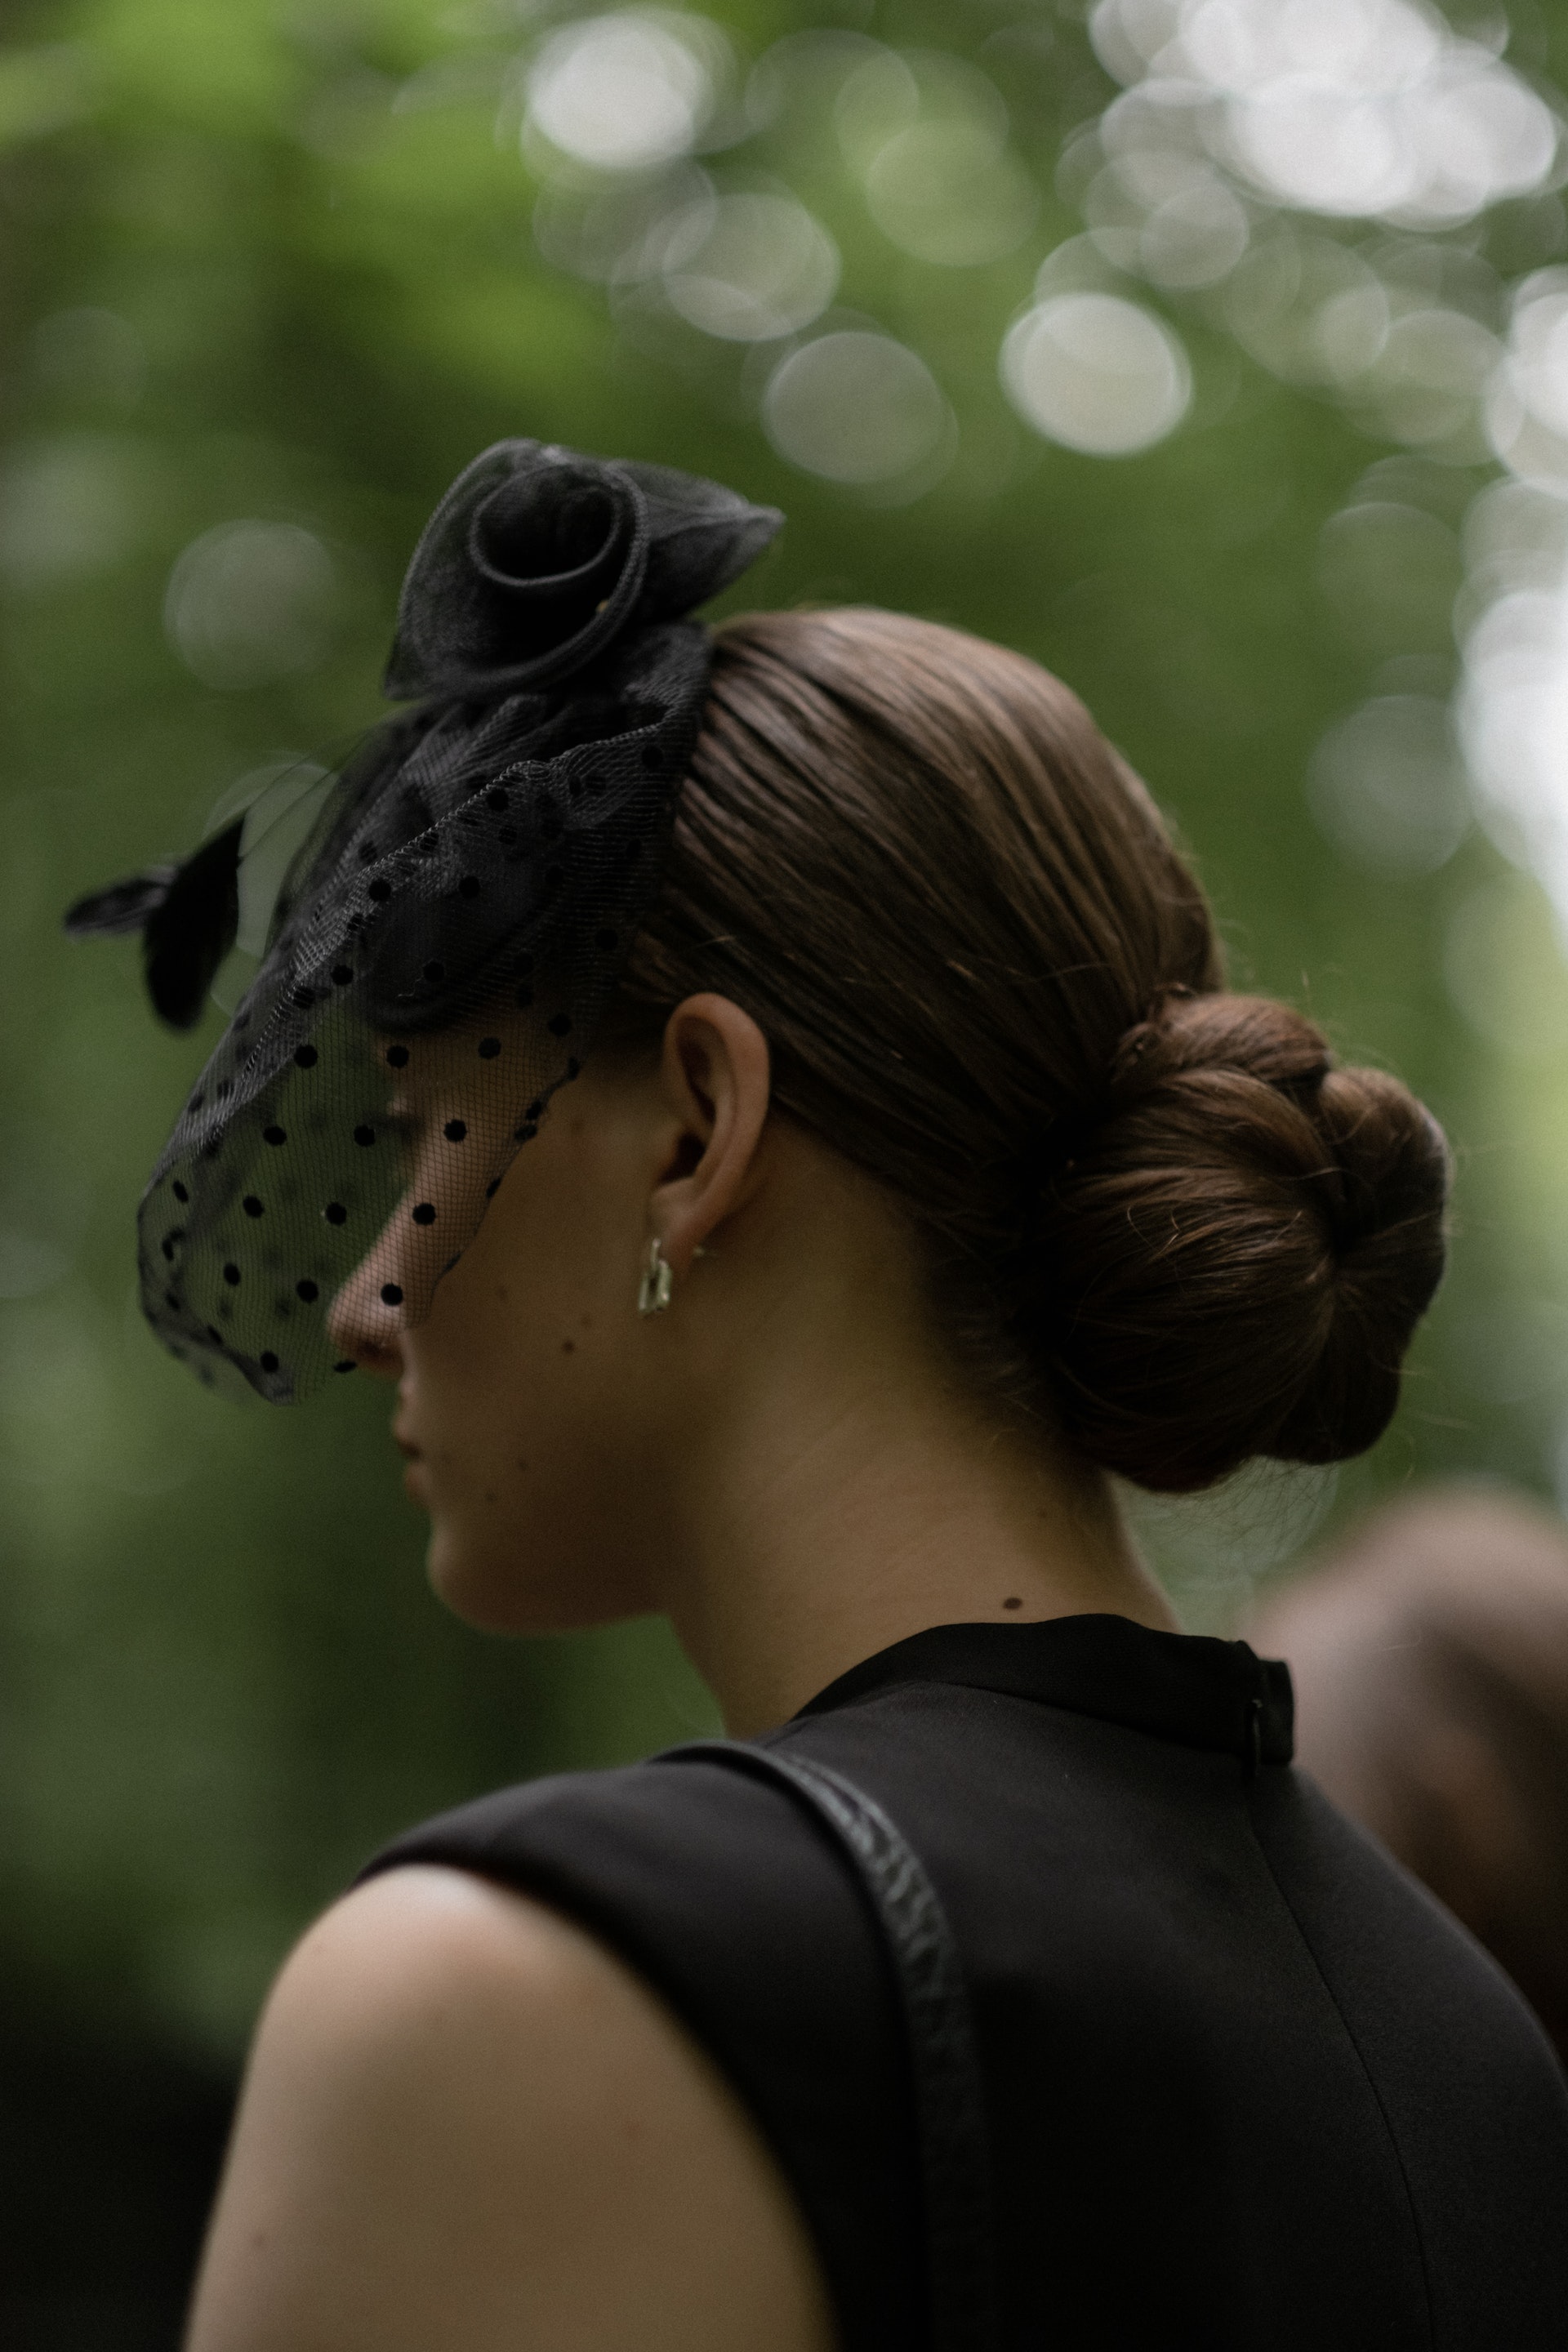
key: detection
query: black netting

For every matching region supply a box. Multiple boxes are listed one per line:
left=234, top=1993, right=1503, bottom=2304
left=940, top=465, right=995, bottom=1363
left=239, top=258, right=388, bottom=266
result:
left=69, top=442, right=782, bottom=1401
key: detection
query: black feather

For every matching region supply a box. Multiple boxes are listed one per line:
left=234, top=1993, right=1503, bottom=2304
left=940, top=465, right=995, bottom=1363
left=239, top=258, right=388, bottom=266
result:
left=142, top=820, right=244, bottom=1029
left=64, top=822, right=243, bottom=1030
left=63, top=865, right=178, bottom=938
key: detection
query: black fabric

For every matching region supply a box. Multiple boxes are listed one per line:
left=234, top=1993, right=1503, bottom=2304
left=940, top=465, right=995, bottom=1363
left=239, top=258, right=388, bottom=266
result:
left=385, top=443, right=782, bottom=702
left=363, top=1613, right=1568, bottom=2350
left=795, top=1610, right=1294, bottom=1763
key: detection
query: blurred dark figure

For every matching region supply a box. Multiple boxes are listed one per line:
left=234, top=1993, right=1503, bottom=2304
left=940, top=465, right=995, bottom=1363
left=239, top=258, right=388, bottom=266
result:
left=0, top=1944, right=233, bottom=2350
left=1252, top=1484, right=1568, bottom=2064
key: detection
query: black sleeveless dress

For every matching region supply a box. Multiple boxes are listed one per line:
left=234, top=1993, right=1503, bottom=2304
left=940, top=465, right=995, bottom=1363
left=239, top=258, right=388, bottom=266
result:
left=363, top=1614, right=1568, bottom=2350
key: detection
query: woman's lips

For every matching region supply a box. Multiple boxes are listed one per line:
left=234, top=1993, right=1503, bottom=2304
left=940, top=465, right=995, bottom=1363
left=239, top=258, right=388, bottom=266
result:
left=393, top=1422, right=429, bottom=1503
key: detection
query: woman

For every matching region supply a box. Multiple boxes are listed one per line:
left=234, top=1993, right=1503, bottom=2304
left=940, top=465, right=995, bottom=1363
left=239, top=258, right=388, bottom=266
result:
left=69, top=444, right=1568, bottom=2349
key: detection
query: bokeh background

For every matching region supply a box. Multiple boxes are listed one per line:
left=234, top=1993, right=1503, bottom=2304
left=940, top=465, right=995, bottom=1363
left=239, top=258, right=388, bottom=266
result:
left=6, top=0, right=1568, bottom=2336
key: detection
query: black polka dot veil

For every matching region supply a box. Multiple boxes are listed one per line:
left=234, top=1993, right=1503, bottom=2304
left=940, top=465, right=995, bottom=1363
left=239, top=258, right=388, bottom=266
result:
left=65, top=442, right=782, bottom=1400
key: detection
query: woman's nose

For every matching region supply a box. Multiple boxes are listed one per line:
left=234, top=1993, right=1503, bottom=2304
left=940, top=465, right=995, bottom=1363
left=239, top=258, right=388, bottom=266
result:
left=327, top=1141, right=468, bottom=1374
left=327, top=1227, right=410, bottom=1379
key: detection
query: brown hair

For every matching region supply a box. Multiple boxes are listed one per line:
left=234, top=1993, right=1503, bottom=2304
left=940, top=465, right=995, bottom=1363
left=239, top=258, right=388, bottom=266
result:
left=617, top=608, right=1448, bottom=1493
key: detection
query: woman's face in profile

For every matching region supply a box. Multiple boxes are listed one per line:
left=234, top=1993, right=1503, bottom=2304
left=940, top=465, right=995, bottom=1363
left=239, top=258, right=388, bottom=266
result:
left=327, top=1036, right=681, bottom=1637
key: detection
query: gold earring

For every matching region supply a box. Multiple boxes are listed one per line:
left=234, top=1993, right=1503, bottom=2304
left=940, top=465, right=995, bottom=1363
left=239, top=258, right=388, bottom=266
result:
left=637, top=1237, right=674, bottom=1317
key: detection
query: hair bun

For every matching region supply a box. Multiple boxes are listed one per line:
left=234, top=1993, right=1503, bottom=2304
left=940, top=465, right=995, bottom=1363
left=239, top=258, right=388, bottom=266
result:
left=1027, top=993, right=1449, bottom=1494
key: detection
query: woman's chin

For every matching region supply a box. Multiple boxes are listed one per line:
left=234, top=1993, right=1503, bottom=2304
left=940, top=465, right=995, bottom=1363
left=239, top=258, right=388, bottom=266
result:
left=423, top=1520, right=648, bottom=1637
left=424, top=1521, right=547, bottom=1633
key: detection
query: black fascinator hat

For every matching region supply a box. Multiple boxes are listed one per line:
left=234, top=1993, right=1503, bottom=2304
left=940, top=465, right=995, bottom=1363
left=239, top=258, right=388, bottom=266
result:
left=65, top=441, right=782, bottom=1400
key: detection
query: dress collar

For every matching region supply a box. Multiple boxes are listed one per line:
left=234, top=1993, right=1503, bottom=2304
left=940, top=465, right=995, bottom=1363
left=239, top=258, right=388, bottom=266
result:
left=794, top=1613, right=1294, bottom=1767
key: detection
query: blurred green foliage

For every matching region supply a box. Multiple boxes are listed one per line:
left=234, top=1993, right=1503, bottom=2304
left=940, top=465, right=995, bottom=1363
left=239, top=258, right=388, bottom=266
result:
left=4, top=0, right=1568, bottom=2093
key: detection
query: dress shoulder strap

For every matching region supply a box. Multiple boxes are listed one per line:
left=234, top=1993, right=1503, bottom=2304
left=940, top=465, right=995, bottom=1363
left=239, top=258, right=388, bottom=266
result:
left=662, top=1740, right=1000, bottom=2352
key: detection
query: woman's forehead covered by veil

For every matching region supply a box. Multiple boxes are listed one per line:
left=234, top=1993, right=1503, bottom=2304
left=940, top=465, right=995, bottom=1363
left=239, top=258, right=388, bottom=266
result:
left=65, top=440, right=782, bottom=1401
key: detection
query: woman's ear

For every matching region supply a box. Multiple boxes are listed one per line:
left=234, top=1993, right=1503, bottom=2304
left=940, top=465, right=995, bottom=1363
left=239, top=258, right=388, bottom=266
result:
left=652, top=995, right=772, bottom=1277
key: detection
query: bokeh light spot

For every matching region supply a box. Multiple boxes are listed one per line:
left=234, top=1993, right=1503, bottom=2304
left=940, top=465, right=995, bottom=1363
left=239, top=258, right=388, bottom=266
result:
left=763, top=332, right=951, bottom=487
left=662, top=191, right=839, bottom=341
left=1000, top=292, right=1191, bottom=455
left=527, top=12, right=721, bottom=173
left=163, top=523, right=336, bottom=692
left=1307, top=694, right=1468, bottom=876
left=865, top=122, right=1039, bottom=268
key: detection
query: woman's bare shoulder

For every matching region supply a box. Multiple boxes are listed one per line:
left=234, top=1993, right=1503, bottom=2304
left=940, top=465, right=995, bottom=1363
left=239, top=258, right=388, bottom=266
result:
left=185, top=1864, right=835, bottom=2352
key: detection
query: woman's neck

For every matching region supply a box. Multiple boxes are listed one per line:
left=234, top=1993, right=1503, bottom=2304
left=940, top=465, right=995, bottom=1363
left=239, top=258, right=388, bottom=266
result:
left=656, top=1325, right=1179, bottom=1739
